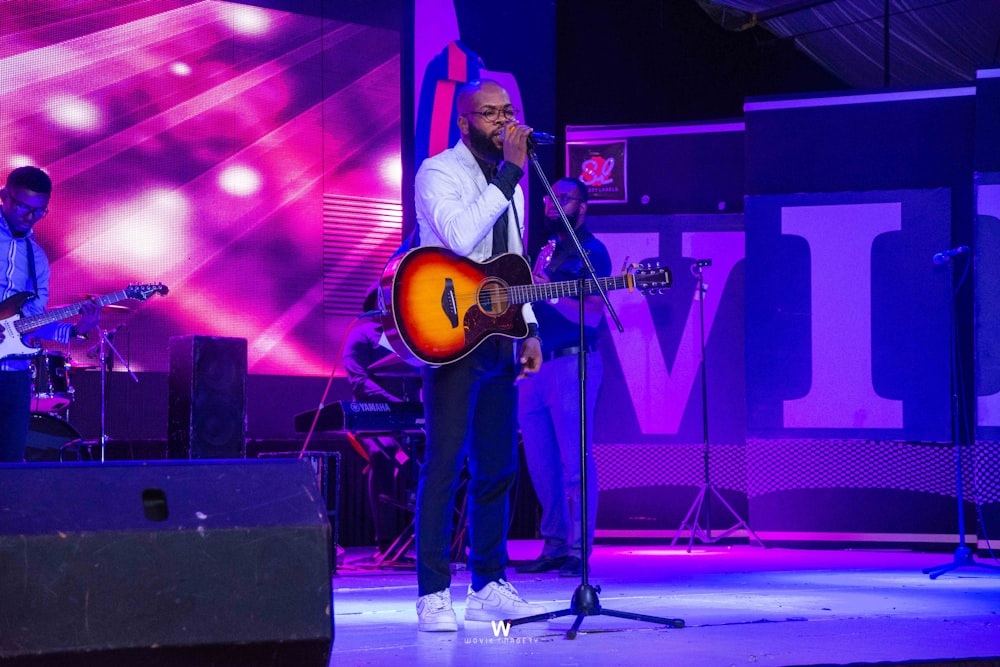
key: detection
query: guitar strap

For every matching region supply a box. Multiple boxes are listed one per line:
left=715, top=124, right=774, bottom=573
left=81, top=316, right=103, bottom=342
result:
left=25, top=238, right=39, bottom=297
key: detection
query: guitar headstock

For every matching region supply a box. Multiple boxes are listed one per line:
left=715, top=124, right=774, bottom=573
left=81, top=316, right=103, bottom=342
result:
left=629, top=263, right=671, bottom=295
left=125, top=282, right=169, bottom=301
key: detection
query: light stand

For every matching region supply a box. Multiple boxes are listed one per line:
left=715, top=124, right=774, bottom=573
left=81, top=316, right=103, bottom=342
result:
left=507, top=147, right=684, bottom=638
left=671, top=262, right=763, bottom=551
left=923, top=251, right=1000, bottom=578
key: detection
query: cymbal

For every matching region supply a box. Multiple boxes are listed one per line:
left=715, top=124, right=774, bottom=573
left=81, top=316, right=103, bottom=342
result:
left=65, top=360, right=100, bottom=370
left=368, top=352, right=420, bottom=377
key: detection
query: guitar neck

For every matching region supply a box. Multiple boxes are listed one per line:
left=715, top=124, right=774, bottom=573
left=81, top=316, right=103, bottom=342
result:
left=510, top=274, right=632, bottom=305
left=14, top=289, right=132, bottom=334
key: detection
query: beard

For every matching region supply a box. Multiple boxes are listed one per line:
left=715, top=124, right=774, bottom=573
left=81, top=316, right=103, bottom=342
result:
left=468, top=123, right=503, bottom=162
left=544, top=209, right=579, bottom=235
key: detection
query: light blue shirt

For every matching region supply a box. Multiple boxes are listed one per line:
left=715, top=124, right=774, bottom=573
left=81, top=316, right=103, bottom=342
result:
left=0, top=212, right=73, bottom=371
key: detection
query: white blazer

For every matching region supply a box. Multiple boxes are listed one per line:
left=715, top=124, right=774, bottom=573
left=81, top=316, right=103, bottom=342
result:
left=414, top=139, right=536, bottom=326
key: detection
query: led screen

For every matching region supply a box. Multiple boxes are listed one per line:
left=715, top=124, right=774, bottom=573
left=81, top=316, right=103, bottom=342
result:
left=1, top=0, right=401, bottom=376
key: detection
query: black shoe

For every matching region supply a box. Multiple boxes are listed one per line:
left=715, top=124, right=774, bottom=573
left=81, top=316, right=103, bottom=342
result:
left=558, top=556, right=582, bottom=577
left=515, top=555, right=570, bottom=573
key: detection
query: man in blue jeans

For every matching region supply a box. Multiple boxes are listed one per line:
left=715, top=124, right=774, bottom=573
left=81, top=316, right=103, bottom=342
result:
left=516, top=177, right=611, bottom=578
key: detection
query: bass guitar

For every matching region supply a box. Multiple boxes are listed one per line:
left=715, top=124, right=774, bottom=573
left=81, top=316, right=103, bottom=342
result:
left=0, top=283, right=169, bottom=361
left=380, top=247, right=670, bottom=366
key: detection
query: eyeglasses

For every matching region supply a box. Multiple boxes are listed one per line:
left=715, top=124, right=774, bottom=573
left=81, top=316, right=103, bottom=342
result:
left=463, top=106, right=519, bottom=123
left=543, top=194, right=582, bottom=206
left=5, top=191, right=48, bottom=219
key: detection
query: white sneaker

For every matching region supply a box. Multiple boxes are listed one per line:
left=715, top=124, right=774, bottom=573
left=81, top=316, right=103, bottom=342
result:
left=417, top=589, right=458, bottom=632
left=464, top=579, right=547, bottom=622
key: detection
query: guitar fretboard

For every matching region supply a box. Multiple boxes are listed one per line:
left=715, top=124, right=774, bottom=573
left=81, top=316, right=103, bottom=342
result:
left=508, top=275, right=633, bottom=304
left=14, top=289, right=134, bottom=334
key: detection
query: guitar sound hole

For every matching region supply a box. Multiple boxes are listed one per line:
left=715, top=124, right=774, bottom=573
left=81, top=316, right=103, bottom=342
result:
left=477, top=279, right=510, bottom=315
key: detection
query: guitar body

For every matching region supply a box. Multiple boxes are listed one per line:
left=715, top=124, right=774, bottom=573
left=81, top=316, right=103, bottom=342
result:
left=0, top=292, right=42, bottom=360
left=381, top=247, right=531, bottom=366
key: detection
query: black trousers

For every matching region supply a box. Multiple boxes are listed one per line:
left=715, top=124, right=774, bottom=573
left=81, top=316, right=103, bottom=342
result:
left=415, top=338, right=518, bottom=596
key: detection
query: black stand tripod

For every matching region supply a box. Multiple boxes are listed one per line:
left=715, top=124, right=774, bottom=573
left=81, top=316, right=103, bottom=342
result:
left=507, top=148, right=684, bottom=638
left=671, top=262, right=763, bottom=551
left=923, top=251, right=1000, bottom=579
left=95, top=326, right=136, bottom=462
left=76, top=326, right=136, bottom=462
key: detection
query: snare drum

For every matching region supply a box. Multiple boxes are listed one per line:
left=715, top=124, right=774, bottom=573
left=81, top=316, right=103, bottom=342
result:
left=30, top=351, right=74, bottom=412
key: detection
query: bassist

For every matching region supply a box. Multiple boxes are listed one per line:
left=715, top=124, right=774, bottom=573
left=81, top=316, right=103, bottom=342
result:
left=0, top=166, right=100, bottom=462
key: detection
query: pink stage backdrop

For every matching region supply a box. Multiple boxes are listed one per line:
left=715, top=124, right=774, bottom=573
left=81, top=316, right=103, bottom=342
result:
left=1, top=0, right=401, bottom=376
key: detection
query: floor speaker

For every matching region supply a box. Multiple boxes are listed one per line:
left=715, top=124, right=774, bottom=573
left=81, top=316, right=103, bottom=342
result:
left=0, top=459, right=333, bottom=666
left=168, top=335, right=247, bottom=459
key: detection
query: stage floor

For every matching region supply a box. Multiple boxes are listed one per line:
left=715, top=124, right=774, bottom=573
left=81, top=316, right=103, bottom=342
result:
left=331, top=541, right=1000, bottom=666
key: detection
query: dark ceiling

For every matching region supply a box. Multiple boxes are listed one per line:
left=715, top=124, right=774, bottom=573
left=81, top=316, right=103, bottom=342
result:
left=698, top=0, right=1000, bottom=88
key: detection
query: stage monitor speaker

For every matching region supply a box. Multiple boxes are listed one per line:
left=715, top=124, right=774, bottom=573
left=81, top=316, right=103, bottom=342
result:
left=168, top=335, right=247, bottom=459
left=0, top=459, right=333, bottom=666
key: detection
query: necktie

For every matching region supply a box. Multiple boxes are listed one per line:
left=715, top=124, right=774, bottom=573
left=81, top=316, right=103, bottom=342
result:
left=486, top=163, right=508, bottom=256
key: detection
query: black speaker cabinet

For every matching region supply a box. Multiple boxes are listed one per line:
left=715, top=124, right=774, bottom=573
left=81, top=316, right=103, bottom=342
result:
left=168, top=335, right=247, bottom=459
left=0, top=459, right=333, bottom=666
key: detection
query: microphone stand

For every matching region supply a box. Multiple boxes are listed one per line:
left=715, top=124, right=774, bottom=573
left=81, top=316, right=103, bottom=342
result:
left=95, top=327, right=138, bottom=463
left=507, top=147, right=684, bottom=637
left=922, top=252, right=1000, bottom=578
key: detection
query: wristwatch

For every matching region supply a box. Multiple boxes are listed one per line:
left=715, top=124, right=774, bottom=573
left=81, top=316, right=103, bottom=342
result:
left=525, top=323, right=542, bottom=348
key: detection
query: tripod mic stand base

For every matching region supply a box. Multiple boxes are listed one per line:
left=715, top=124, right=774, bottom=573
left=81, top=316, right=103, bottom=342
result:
left=922, top=545, right=1000, bottom=580
left=671, top=482, right=765, bottom=552
left=506, top=583, right=685, bottom=639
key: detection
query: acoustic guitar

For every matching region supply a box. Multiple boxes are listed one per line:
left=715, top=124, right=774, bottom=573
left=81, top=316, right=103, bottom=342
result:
left=379, top=246, right=670, bottom=366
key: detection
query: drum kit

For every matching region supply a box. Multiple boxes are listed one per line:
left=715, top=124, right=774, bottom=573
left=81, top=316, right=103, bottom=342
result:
left=25, top=351, right=92, bottom=460
left=24, top=300, right=136, bottom=462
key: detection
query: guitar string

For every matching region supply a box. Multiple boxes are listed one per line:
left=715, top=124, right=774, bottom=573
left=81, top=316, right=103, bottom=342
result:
left=446, top=275, right=634, bottom=306
left=12, top=285, right=164, bottom=333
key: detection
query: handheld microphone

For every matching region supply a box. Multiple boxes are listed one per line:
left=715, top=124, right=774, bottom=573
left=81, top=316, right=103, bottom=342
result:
left=932, top=245, right=969, bottom=264
left=527, top=131, right=556, bottom=148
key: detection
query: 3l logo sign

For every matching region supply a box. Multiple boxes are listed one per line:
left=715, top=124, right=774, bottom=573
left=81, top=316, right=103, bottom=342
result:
left=570, top=141, right=627, bottom=202
left=581, top=155, right=615, bottom=187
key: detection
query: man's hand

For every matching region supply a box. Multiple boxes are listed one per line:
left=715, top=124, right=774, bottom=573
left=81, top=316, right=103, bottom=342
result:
left=501, top=121, right=533, bottom=170
left=76, top=300, right=101, bottom=335
left=516, top=336, right=543, bottom=383
left=532, top=267, right=551, bottom=284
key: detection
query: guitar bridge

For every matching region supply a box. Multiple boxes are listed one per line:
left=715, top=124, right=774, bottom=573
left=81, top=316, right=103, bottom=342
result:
left=441, top=278, right=458, bottom=328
